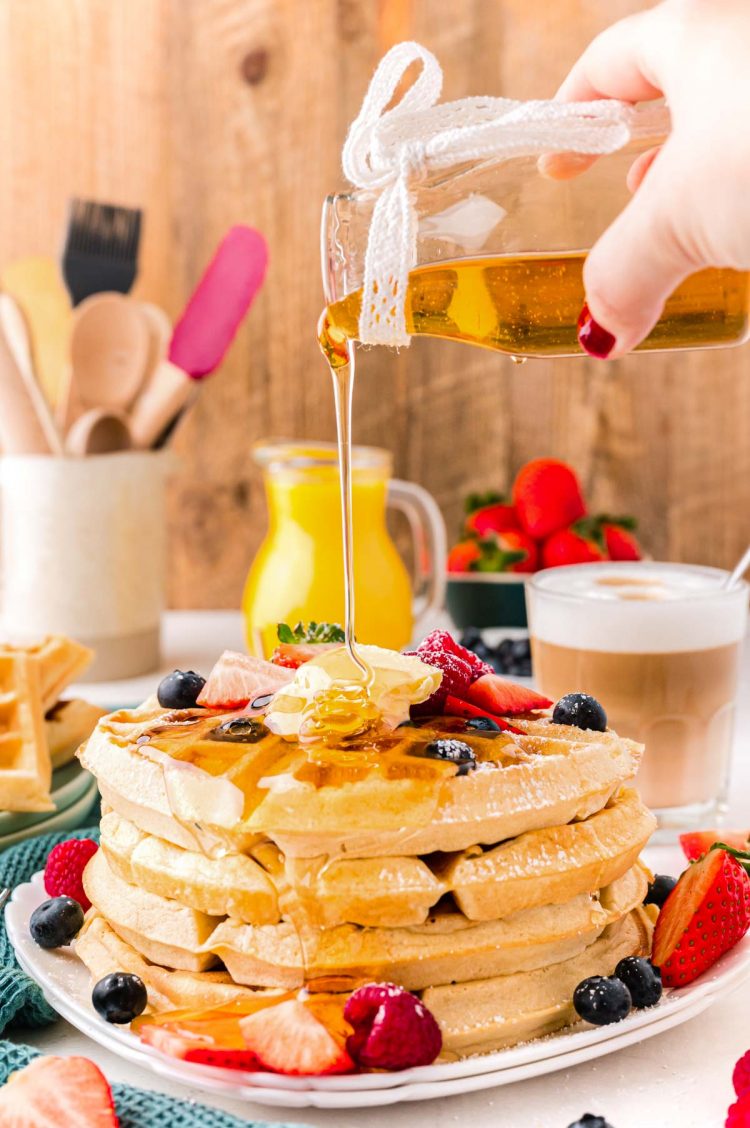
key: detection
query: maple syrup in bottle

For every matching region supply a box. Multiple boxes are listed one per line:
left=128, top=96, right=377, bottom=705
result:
left=320, top=144, right=749, bottom=359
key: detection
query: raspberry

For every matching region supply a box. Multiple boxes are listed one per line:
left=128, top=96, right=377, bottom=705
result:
left=417, top=630, right=492, bottom=682
left=44, top=838, right=99, bottom=911
left=735, top=1052, right=750, bottom=1098
left=727, top=1093, right=750, bottom=1128
left=344, top=983, right=442, bottom=1070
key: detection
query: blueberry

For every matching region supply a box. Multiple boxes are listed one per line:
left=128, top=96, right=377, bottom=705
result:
left=495, top=638, right=515, bottom=670
left=511, top=638, right=531, bottom=662
left=573, top=975, right=631, bottom=1025
left=459, top=629, right=483, bottom=651
left=464, top=716, right=501, bottom=733
left=157, top=670, right=206, bottom=710
left=92, top=972, right=148, bottom=1024
left=423, top=738, right=477, bottom=775
left=208, top=718, right=267, bottom=743
left=566, top=1116, right=614, bottom=1128
left=30, top=897, right=84, bottom=949
left=644, top=873, right=677, bottom=910
left=614, top=957, right=662, bottom=1009
left=552, top=693, right=607, bottom=732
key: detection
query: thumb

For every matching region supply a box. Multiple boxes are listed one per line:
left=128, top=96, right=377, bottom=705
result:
left=580, top=146, right=697, bottom=358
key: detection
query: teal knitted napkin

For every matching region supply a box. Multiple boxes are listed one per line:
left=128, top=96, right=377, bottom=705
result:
left=0, top=829, right=304, bottom=1127
left=0, top=1042, right=304, bottom=1128
left=0, top=824, right=100, bottom=1031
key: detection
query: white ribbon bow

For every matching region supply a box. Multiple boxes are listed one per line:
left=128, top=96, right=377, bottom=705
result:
left=341, top=41, right=670, bottom=347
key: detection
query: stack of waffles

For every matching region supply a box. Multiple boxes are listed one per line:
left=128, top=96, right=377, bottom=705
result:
left=77, top=696, right=657, bottom=1058
left=0, top=636, right=104, bottom=812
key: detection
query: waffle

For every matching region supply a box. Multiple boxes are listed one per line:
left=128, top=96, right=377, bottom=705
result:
left=46, top=698, right=107, bottom=769
left=98, top=788, right=654, bottom=929
left=4, top=636, right=93, bottom=712
left=0, top=653, right=53, bottom=812
left=426, top=907, right=655, bottom=1058
left=80, top=707, right=643, bottom=859
left=78, top=672, right=656, bottom=1064
left=100, top=810, right=280, bottom=925
left=83, top=844, right=648, bottom=992
left=75, top=908, right=653, bottom=1059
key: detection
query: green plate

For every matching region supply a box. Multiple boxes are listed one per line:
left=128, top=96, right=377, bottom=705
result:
left=446, top=573, right=529, bottom=630
left=0, top=762, right=93, bottom=837
left=0, top=777, right=99, bottom=851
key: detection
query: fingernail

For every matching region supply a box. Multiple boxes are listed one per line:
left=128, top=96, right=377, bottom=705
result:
left=577, top=304, right=616, bottom=359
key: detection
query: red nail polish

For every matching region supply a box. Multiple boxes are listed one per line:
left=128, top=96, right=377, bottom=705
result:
left=577, top=304, right=616, bottom=359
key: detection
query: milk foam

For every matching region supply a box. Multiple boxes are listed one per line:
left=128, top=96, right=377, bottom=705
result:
left=529, top=563, right=748, bottom=653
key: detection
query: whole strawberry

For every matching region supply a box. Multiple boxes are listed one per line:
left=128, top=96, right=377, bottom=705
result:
left=447, top=540, right=481, bottom=573
left=541, top=526, right=605, bottom=568
left=345, top=983, right=442, bottom=1070
left=512, top=458, right=586, bottom=540
left=465, top=499, right=520, bottom=538
left=603, top=521, right=642, bottom=561
left=44, top=838, right=99, bottom=912
left=652, top=848, right=750, bottom=987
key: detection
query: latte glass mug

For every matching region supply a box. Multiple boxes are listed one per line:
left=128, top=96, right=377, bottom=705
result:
left=527, top=562, right=748, bottom=829
left=242, top=442, right=446, bottom=657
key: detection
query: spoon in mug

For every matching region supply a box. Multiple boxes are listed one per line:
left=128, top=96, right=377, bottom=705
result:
left=724, top=545, right=750, bottom=590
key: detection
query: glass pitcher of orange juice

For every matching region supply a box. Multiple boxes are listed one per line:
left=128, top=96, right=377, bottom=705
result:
left=242, top=441, right=446, bottom=657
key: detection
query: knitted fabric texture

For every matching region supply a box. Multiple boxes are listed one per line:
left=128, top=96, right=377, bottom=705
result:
left=0, top=1042, right=303, bottom=1128
left=0, top=824, right=100, bottom=1032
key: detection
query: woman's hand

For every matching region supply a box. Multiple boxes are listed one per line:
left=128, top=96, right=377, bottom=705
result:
left=545, top=0, right=750, bottom=357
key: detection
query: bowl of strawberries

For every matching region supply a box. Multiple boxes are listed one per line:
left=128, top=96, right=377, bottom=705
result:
left=446, top=458, right=643, bottom=630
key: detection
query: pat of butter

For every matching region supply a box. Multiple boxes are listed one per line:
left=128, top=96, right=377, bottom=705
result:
left=265, top=645, right=441, bottom=737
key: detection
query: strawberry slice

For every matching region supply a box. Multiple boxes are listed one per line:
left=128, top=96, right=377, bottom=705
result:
left=197, top=651, right=293, bottom=709
left=680, top=830, right=750, bottom=863
left=240, top=998, right=354, bottom=1076
left=652, top=848, right=750, bottom=987
left=0, top=1055, right=119, bottom=1126
left=270, top=642, right=341, bottom=669
left=464, top=674, right=552, bottom=716
left=141, top=1023, right=261, bottom=1071
left=443, top=695, right=522, bottom=734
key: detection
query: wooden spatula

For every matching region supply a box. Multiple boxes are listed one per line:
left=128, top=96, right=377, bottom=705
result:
left=0, top=257, right=72, bottom=410
left=59, top=292, right=150, bottom=435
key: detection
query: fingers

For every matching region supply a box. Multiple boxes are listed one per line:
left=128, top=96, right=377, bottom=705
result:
left=626, top=145, right=661, bottom=193
left=555, top=11, right=663, bottom=103
left=580, top=143, right=696, bottom=356
left=539, top=9, right=664, bottom=182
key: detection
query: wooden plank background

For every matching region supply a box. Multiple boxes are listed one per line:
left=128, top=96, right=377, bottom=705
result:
left=0, top=0, right=748, bottom=607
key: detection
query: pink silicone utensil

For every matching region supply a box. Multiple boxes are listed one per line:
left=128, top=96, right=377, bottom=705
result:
left=168, top=225, right=268, bottom=378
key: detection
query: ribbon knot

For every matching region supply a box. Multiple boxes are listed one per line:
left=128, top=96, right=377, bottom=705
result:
left=340, top=41, right=670, bottom=347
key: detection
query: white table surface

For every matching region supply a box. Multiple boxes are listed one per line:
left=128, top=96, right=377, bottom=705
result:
left=8, top=611, right=750, bottom=1128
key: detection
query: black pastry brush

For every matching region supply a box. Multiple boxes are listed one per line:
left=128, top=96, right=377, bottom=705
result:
left=61, top=198, right=142, bottom=305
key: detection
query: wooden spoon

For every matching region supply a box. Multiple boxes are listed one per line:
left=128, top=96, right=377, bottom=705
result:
left=0, top=320, right=54, bottom=454
left=65, top=408, right=132, bottom=455
left=0, top=294, right=63, bottom=454
left=59, top=292, right=149, bottom=434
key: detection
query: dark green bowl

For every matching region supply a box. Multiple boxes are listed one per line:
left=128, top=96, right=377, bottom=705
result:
left=446, top=573, right=529, bottom=631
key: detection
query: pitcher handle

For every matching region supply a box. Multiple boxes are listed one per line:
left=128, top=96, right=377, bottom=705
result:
left=387, top=479, right=447, bottom=637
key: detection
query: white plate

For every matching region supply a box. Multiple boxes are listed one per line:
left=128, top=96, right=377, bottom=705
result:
left=7, top=872, right=750, bottom=1109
